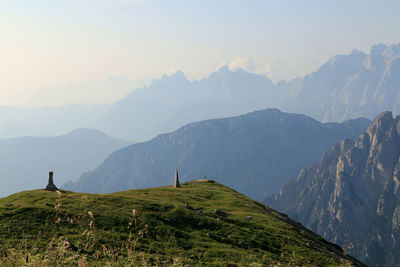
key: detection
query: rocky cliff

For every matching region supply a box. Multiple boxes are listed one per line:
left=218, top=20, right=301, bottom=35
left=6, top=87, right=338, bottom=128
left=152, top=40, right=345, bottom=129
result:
left=265, top=111, right=400, bottom=266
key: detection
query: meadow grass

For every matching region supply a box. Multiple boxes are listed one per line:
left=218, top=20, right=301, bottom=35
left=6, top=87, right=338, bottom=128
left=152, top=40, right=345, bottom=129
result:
left=0, top=180, right=363, bottom=266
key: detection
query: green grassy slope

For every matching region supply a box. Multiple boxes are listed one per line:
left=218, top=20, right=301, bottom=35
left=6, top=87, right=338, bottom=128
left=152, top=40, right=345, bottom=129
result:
left=0, top=180, right=364, bottom=266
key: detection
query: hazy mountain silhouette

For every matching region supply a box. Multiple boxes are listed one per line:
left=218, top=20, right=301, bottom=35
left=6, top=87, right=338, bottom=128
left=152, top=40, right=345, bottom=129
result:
left=65, top=109, right=370, bottom=200
left=0, top=43, right=398, bottom=142
left=0, top=104, right=108, bottom=139
left=98, top=67, right=281, bottom=141
left=282, top=43, right=400, bottom=122
left=0, top=128, right=128, bottom=197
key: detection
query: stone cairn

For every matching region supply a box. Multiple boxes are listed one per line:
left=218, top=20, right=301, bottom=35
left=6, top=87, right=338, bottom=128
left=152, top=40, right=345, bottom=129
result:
left=173, top=169, right=181, bottom=188
left=45, top=171, right=58, bottom=191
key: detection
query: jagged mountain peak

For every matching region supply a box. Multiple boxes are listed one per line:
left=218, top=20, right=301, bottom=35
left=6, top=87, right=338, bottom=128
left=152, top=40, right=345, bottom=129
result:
left=160, top=70, right=187, bottom=82
left=0, top=43, right=399, bottom=142
left=283, top=43, right=400, bottom=123
left=370, top=43, right=389, bottom=56
left=325, top=50, right=367, bottom=70
left=366, top=111, right=395, bottom=138
left=149, top=70, right=190, bottom=88
left=215, top=64, right=230, bottom=73
left=265, top=111, right=400, bottom=266
left=101, top=63, right=278, bottom=141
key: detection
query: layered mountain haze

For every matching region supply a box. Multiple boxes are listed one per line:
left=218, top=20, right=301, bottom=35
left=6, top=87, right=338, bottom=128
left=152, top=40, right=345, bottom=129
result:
left=98, top=67, right=280, bottom=141
left=0, top=104, right=108, bottom=139
left=0, top=128, right=129, bottom=197
left=2, top=1, right=399, bottom=264
left=265, top=111, right=400, bottom=266
left=0, top=67, right=279, bottom=142
left=282, top=43, right=400, bottom=122
left=65, top=109, right=370, bottom=200
left=0, top=43, right=398, bottom=142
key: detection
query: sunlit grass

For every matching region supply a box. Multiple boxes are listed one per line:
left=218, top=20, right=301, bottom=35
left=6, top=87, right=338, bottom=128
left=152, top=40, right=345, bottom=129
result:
left=0, top=180, right=361, bottom=266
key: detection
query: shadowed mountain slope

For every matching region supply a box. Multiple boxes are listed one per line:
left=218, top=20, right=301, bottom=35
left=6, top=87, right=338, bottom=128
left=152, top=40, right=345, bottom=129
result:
left=66, top=109, right=370, bottom=200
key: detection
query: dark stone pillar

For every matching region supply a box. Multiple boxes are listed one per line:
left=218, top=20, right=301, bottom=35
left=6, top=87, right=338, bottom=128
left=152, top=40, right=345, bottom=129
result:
left=45, top=171, right=58, bottom=191
left=173, top=169, right=181, bottom=188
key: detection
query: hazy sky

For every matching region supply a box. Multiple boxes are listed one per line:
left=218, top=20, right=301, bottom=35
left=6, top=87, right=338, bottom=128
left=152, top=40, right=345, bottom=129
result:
left=1, top=0, right=399, bottom=107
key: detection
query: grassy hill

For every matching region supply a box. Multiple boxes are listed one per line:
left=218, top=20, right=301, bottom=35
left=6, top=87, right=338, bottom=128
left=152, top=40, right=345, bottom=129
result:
left=0, top=180, right=363, bottom=266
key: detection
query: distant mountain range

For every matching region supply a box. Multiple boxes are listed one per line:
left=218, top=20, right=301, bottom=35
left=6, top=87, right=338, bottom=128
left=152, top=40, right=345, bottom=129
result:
left=97, top=68, right=280, bottom=141
left=0, top=68, right=279, bottom=142
left=0, top=104, right=108, bottom=139
left=281, top=43, right=400, bottom=122
left=0, top=43, right=398, bottom=142
left=0, top=128, right=128, bottom=197
left=65, top=109, right=370, bottom=200
left=265, top=111, right=400, bottom=266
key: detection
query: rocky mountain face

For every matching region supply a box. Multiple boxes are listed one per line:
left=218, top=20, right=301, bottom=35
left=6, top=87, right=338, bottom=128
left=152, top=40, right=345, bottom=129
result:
left=65, top=109, right=369, bottom=200
left=0, top=128, right=129, bottom=197
left=282, top=43, right=400, bottom=122
left=265, top=111, right=400, bottom=266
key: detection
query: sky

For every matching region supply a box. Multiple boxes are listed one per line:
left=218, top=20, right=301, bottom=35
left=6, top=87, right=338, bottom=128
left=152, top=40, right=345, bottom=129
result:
left=0, top=0, right=399, bottom=107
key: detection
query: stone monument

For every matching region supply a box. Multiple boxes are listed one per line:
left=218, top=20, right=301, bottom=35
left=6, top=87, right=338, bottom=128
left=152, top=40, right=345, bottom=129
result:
left=173, top=169, right=180, bottom=188
left=45, top=171, right=58, bottom=191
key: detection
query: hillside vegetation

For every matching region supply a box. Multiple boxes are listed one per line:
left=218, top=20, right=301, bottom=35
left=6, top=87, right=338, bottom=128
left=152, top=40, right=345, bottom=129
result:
left=0, top=180, right=363, bottom=266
